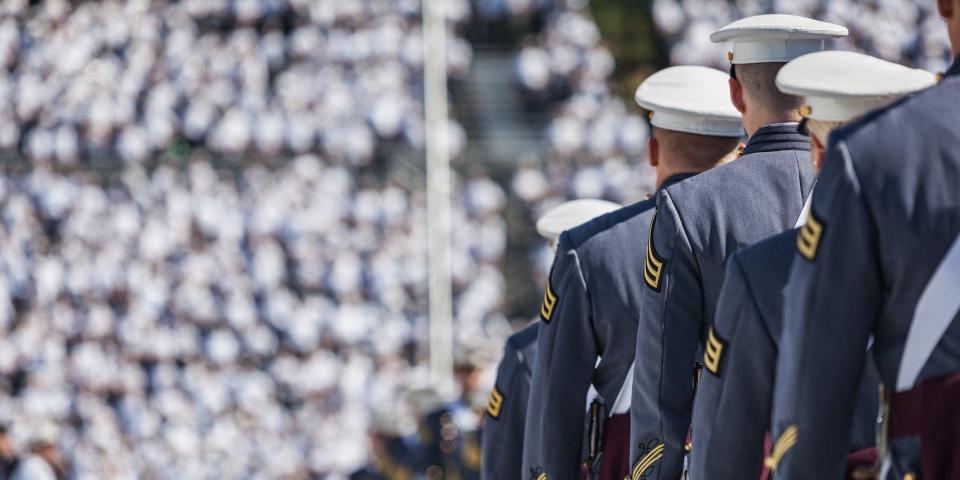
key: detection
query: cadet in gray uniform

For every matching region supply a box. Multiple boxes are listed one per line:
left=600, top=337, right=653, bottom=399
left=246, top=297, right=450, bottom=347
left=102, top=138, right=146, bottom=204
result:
left=689, top=51, right=936, bottom=480
left=629, top=15, right=847, bottom=480
left=770, top=9, right=960, bottom=479
left=523, top=66, right=744, bottom=480
left=483, top=199, right=621, bottom=480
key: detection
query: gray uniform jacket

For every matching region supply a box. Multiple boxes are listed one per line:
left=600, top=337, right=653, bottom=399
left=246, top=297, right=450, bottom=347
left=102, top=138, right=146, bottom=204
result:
left=689, top=229, right=879, bottom=479
left=771, top=57, right=960, bottom=479
left=522, top=174, right=694, bottom=480
left=483, top=323, right=538, bottom=480
left=630, top=124, right=814, bottom=480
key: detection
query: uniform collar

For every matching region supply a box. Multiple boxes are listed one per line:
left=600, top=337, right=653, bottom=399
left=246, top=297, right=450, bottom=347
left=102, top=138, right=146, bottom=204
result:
left=946, top=55, right=960, bottom=78
left=645, top=173, right=696, bottom=200
left=742, top=122, right=810, bottom=156
left=659, top=172, right=697, bottom=191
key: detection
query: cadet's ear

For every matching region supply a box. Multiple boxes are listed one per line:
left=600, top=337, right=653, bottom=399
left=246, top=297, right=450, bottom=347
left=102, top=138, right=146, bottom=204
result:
left=729, top=77, right=747, bottom=114
left=648, top=136, right=659, bottom=168
left=939, top=0, right=954, bottom=19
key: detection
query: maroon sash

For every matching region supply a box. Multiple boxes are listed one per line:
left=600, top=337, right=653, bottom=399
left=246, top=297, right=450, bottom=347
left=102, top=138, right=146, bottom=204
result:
left=889, top=370, right=960, bottom=480
left=581, top=413, right=630, bottom=480
left=844, top=448, right=877, bottom=479
left=597, top=414, right=630, bottom=480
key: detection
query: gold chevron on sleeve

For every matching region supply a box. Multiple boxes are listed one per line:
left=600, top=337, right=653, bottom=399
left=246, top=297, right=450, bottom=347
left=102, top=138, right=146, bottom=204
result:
left=797, top=209, right=825, bottom=261
left=486, top=387, right=504, bottom=419
left=631, top=443, right=665, bottom=480
left=704, top=326, right=727, bottom=376
left=764, top=425, right=799, bottom=472
left=644, top=214, right=665, bottom=291
left=540, top=280, right=558, bottom=323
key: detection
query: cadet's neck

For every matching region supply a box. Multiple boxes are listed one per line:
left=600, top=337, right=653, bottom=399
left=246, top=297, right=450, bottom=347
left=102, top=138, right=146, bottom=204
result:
left=744, top=111, right=801, bottom=139
left=654, top=171, right=672, bottom=189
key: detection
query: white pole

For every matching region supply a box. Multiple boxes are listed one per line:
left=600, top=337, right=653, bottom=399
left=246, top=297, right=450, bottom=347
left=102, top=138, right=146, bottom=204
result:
left=422, top=0, right=454, bottom=393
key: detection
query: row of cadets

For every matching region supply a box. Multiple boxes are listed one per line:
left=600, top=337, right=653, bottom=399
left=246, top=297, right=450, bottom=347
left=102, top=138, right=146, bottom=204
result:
left=521, top=65, right=743, bottom=480
left=691, top=51, right=936, bottom=480
left=628, top=14, right=846, bottom=480
left=483, top=199, right=622, bottom=480
left=486, top=6, right=960, bottom=480
left=770, top=0, right=960, bottom=478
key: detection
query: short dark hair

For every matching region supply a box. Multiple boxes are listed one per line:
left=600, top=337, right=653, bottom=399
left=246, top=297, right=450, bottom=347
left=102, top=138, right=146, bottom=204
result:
left=734, top=62, right=804, bottom=115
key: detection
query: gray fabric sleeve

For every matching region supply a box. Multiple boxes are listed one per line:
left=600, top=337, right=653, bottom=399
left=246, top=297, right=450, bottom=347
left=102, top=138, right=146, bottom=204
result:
left=629, top=191, right=700, bottom=480
left=771, top=142, right=877, bottom=479
left=522, top=234, right=597, bottom=480
left=690, top=254, right=775, bottom=480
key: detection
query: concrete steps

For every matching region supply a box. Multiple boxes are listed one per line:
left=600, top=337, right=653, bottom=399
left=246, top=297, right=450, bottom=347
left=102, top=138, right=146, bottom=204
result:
left=451, top=46, right=549, bottom=170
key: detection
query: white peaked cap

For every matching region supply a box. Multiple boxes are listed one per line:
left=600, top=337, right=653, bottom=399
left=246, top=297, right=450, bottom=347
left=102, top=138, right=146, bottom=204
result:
left=777, top=51, right=937, bottom=122
left=536, top=199, right=622, bottom=242
left=634, top=65, right=744, bottom=137
left=711, top=14, right=848, bottom=65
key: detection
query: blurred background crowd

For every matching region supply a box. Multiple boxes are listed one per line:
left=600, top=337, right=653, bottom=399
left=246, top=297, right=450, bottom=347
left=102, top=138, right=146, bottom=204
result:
left=0, top=0, right=474, bottom=165
left=652, top=0, right=950, bottom=70
left=0, top=157, right=506, bottom=478
left=0, top=0, right=951, bottom=478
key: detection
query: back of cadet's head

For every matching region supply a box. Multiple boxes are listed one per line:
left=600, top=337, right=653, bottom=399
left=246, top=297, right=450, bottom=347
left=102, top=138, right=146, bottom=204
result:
left=711, top=15, right=849, bottom=133
left=653, top=127, right=742, bottom=170
left=635, top=65, right=744, bottom=184
left=734, top=63, right=804, bottom=117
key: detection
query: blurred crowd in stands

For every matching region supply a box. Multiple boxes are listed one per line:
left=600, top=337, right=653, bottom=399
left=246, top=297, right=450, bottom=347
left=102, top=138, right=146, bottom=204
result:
left=0, top=0, right=472, bottom=165
left=512, top=2, right=657, bottom=281
left=0, top=0, right=952, bottom=477
left=472, top=0, right=560, bottom=20
left=0, top=157, right=507, bottom=478
left=653, top=0, right=952, bottom=71
left=514, top=6, right=648, bottom=169
left=0, top=0, right=507, bottom=477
